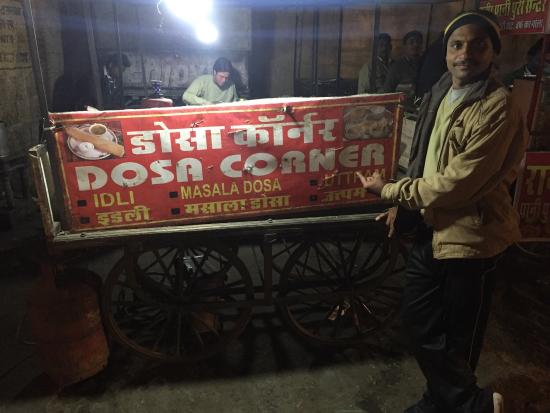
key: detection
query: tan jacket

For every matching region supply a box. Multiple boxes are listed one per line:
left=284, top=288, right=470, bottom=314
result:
left=382, top=72, right=528, bottom=259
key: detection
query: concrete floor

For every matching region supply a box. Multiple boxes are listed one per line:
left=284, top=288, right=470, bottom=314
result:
left=0, top=217, right=549, bottom=413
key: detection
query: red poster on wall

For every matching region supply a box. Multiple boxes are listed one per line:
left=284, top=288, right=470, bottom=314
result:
left=480, top=0, right=549, bottom=34
left=49, top=94, right=403, bottom=232
left=515, top=151, right=550, bottom=240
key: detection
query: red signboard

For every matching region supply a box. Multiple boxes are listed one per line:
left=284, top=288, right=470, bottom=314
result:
left=49, top=94, right=403, bottom=232
left=480, top=0, right=549, bottom=34
left=515, top=151, right=550, bottom=240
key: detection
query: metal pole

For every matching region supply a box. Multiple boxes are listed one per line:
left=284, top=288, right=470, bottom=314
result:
left=135, top=5, right=148, bottom=99
left=313, top=8, right=320, bottom=96
left=425, top=3, right=434, bottom=48
left=22, top=0, right=49, bottom=119
left=528, top=34, right=549, bottom=135
left=297, top=9, right=305, bottom=95
left=82, top=0, right=103, bottom=108
left=112, top=0, right=124, bottom=108
left=310, top=10, right=316, bottom=96
left=293, top=9, right=300, bottom=96
left=22, top=0, right=64, bottom=227
left=370, top=2, right=381, bottom=93
left=336, top=7, right=344, bottom=94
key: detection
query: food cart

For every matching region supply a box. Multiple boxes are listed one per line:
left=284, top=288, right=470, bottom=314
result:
left=28, top=93, right=407, bottom=363
left=16, top=0, right=462, bottom=374
left=22, top=0, right=548, bottom=370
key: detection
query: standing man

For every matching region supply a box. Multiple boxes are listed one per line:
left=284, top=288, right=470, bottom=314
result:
left=503, top=38, right=550, bottom=87
left=357, top=10, right=527, bottom=413
left=182, top=57, right=238, bottom=105
left=70, top=53, right=131, bottom=111
left=357, top=33, right=393, bottom=94
left=383, top=30, right=423, bottom=105
left=102, top=53, right=131, bottom=109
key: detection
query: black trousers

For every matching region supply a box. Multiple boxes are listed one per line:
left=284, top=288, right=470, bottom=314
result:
left=402, top=228, right=501, bottom=413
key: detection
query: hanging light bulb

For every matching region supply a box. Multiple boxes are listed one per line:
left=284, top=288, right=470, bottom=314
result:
left=195, top=20, right=219, bottom=44
left=158, top=0, right=218, bottom=44
left=162, top=0, right=213, bottom=23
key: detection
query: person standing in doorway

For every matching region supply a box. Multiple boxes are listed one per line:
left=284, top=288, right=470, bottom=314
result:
left=357, top=10, right=527, bottom=413
left=101, top=53, right=131, bottom=109
left=357, top=33, right=393, bottom=94
left=383, top=30, right=423, bottom=106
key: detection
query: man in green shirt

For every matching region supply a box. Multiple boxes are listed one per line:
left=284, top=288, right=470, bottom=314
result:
left=182, top=57, right=238, bottom=105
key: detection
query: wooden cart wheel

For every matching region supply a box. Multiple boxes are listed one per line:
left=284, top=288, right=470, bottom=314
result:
left=102, top=241, right=253, bottom=363
left=277, top=224, right=405, bottom=347
left=265, top=238, right=303, bottom=276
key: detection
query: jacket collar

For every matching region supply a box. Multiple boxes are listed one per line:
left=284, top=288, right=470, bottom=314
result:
left=407, top=68, right=500, bottom=179
left=430, top=68, right=498, bottom=105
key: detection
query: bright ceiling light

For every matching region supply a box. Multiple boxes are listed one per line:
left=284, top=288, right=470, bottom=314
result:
left=195, top=20, right=218, bottom=44
left=163, top=0, right=213, bottom=22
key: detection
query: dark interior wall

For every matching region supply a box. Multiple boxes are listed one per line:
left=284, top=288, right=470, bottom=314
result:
left=498, top=33, right=541, bottom=77
left=428, top=1, right=464, bottom=43
left=255, top=0, right=530, bottom=99
left=249, top=8, right=278, bottom=99
left=58, top=0, right=90, bottom=78
left=340, top=7, right=375, bottom=80
left=271, top=3, right=462, bottom=98
left=51, top=0, right=92, bottom=112
left=379, top=3, right=432, bottom=57
left=249, top=6, right=377, bottom=99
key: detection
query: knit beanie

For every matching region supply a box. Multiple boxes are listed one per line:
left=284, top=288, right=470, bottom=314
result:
left=443, top=10, right=501, bottom=54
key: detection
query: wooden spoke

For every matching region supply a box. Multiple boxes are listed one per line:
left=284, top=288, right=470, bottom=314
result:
left=102, top=241, right=253, bottom=363
left=277, top=225, right=406, bottom=347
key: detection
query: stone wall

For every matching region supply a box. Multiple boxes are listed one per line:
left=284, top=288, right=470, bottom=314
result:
left=0, top=0, right=63, bottom=157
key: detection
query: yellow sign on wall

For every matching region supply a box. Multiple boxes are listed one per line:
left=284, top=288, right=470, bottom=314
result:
left=0, top=0, right=30, bottom=70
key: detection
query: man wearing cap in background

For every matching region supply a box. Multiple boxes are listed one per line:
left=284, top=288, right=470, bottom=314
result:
left=357, top=33, right=393, bottom=94
left=383, top=30, right=424, bottom=106
left=357, top=10, right=528, bottom=413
